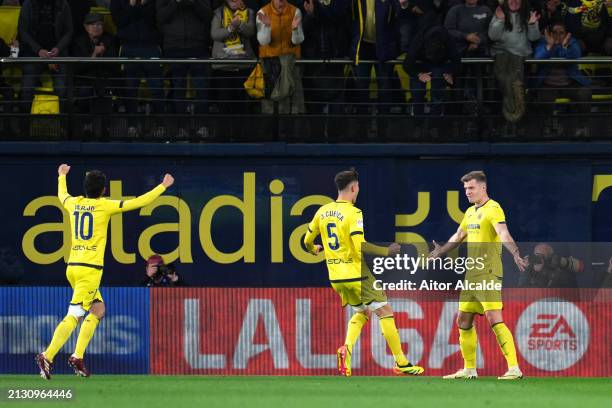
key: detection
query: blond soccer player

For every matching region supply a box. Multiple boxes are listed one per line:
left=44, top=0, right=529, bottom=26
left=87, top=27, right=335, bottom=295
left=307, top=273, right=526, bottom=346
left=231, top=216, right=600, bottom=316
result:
left=430, top=170, right=527, bottom=380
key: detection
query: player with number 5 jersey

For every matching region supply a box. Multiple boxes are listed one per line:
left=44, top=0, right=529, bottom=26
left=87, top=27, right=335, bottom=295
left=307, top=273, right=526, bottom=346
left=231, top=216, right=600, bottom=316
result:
left=304, top=168, right=423, bottom=378
left=36, top=164, right=174, bottom=380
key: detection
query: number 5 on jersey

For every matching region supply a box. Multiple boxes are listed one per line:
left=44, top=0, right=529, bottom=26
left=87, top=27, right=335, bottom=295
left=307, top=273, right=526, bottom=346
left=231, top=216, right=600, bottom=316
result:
left=327, top=223, right=340, bottom=250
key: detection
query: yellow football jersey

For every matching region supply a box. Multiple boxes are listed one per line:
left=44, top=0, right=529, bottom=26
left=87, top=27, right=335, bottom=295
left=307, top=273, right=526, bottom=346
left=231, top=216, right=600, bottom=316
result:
left=459, top=199, right=505, bottom=276
left=305, top=200, right=365, bottom=282
left=58, top=175, right=166, bottom=269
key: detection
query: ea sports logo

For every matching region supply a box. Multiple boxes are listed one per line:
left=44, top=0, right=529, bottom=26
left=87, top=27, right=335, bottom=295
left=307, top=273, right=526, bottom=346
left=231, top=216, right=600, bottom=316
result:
left=516, top=299, right=589, bottom=371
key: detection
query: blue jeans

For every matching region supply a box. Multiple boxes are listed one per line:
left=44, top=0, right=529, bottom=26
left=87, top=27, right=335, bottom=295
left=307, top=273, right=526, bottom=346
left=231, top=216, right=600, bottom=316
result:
left=121, top=46, right=165, bottom=114
left=353, top=61, right=394, bottom=114
left=164, top=48, right=210, bottom=114
left=409, top=67, right=448, bottom=116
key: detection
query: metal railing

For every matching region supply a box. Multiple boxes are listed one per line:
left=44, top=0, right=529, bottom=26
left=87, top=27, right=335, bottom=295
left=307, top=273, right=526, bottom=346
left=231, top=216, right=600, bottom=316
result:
left=1, top=57, right=611, bottom=142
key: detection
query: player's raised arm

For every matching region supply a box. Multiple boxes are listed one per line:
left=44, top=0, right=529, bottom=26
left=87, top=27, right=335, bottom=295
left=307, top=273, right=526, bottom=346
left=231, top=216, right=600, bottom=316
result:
left=304, top=211, right=322, bottom=255
left=57, top=163, right=72, bottom=207
left=428, top=226, right=467, bottom=259
left=110, top=173, right=174, bottom=214
left=493, top=222, right=527, bottom=272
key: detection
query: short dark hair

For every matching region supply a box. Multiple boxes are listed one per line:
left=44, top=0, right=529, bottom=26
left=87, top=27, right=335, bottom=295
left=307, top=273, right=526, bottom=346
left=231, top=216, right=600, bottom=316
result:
left=461, top=170, right=487, bottom=184
left=334, top=168, right=359, bottom=191
left=84, top=170, right=107, bottom=198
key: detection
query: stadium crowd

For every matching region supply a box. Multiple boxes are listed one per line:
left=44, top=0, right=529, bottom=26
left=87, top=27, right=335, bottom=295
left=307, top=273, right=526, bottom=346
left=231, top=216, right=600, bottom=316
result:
left=0, top=0, right=611, bottom=133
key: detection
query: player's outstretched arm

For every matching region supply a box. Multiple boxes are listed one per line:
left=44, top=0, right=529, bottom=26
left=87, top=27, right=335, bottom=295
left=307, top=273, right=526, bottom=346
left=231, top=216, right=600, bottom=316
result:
left=428, top=227, right=467, bottom=259
left=115, top=173, right=174, bottom=213
left=57, top=163, right=72, bottom=206
left=493, top=222, right=528, bottom=272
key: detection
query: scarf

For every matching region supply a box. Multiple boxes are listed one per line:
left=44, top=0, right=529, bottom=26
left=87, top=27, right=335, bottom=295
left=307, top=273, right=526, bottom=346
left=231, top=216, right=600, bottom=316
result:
left=222, top=6, right=249, bottom=53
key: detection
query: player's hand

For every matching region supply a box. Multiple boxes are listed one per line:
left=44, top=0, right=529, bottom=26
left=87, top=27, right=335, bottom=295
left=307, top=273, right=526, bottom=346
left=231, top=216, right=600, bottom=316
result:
left=387, top=243, right=401, bottom=256
left=514, top=253, right=528, bottom=272
left=312, top=244, right=323, bottom=255
left=58, top=163, right=71, bottom=176
left=162, top=173, right=174, bottom=188
left=428, top=240, right=442, bottom=259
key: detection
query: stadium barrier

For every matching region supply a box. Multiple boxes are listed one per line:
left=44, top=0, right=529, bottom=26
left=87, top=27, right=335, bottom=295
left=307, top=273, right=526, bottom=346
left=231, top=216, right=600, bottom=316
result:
left=1, top=57, right=612, bottom=141
left=1, top=287, right=610, bottom=376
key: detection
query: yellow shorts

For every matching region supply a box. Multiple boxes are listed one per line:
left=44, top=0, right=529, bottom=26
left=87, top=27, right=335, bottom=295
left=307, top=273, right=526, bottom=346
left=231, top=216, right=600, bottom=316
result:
left=330, top=274, right=387, bottom=309
left=66, top=265, right=104, bottom=311
left=458, top=275, right=503, bottom=315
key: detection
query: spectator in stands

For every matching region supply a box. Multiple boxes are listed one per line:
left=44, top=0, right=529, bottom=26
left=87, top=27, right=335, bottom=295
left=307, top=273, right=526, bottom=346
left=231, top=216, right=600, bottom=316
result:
left=211, top=0, right=256, bottom=117
left=404, top=25, right=460, bottom=115
left=350, top=0, right=401, bottom=118
left=537, top=0, right=568, bottom=33
left=111, top=0, right=165, bottom=117
left=256, top=0, right=305, bottom=115
left=71, top=13, right=119, bottom=114
left=488, top=0, right=540, bottom=122
left=445, top=0, right=493, bottom=57
left=18, top=0, right=74, bottom=113
left=300, top=0, right=351, bottom=139
left=398, top=0, right=441, bottom=52
left=444, top=0, right=493, bottom=114
left=534, top=21, right=591, bottom=134
left=566, top=0, right=612, bottom=55
left=156, top=0, right=213, bottom=115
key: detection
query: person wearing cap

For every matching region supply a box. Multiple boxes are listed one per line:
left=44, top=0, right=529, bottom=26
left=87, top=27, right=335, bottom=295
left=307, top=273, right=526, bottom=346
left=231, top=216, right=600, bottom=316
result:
left=71, top=13, right=119, bottom=116
left=141, top=255, right=187, bottom=287
left=142, top=254, right=165, bottom=286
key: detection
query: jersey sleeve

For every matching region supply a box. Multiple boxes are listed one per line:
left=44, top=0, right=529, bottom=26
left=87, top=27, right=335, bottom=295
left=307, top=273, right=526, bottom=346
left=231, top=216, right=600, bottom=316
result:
left=106, top=184, right=166, bottom=215
left=487, top=204, right=506, bottom=225
left=303, top=209, right=321, bottom=254
left=349, top=210, right=364, bottom=237
left=58, top=175, right=74, bottom=209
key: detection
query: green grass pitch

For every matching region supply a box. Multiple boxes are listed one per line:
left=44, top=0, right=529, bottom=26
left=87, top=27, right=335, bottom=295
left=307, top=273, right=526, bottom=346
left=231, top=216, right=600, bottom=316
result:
left=0, top=376, right=610, bottom=408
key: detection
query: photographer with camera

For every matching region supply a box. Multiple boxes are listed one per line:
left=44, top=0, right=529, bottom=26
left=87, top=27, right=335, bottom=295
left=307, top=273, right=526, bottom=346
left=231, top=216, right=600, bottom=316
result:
left=142, top=254, right=187, bottom=287
left=519, top=243, right=583, bottom=288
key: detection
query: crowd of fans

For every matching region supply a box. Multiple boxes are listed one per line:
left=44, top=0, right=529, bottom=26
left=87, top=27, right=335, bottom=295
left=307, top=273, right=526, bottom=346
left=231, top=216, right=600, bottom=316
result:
left=0, top=0, right=611, bottom=128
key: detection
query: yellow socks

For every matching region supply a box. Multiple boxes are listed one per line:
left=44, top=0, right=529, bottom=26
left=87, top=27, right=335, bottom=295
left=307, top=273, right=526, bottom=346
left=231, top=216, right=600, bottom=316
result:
left=379, top=315, right=409, bottom=366
left=345, top=312, right=368, bottom=352
left=74, top=314, right=101, bottom=359
left=459, top=326, right=478, bottom=369
left=492, top=322, right=518, bottom=368
left=44, top=315, right=78, bottom=362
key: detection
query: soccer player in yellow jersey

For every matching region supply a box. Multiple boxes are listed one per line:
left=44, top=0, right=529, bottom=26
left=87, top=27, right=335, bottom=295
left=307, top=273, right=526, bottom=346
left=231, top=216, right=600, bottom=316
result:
left=429, top=171, right=527, bottom=380
left=36, top=163, right=174, bottom=379
left=304, top=169, right=424, bottom=377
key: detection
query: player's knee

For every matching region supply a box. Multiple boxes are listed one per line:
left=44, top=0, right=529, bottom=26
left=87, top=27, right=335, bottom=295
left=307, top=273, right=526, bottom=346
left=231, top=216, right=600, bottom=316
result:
left=89, top=301, right=106, bottom=319
left=67, top=304, right=86, bottom=319
left=373, top=304, right=393, bottom=318
left=456, top=313, right=473, bottom=329
left=485, top=310, right=502, bottom=326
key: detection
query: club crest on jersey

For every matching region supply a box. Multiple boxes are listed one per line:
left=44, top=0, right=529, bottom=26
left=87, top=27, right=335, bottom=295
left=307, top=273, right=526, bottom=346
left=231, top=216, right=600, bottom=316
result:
left=356, top=219, right=363, bottom=228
